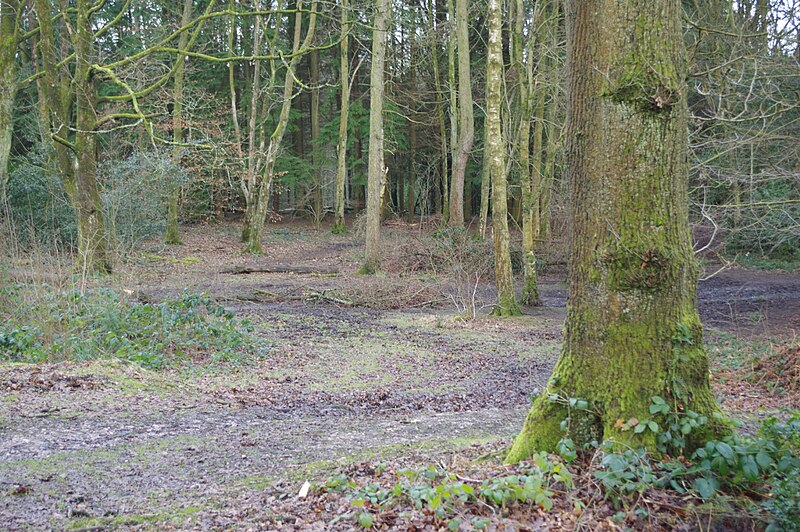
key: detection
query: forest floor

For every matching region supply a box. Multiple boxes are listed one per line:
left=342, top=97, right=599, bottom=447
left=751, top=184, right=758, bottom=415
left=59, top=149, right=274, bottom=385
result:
left=1, top=219, right=799, bottom=530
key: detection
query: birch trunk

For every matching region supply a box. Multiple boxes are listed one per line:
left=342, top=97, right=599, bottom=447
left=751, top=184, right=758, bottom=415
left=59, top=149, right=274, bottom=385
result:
left=487, top=0, right=520, bottom=316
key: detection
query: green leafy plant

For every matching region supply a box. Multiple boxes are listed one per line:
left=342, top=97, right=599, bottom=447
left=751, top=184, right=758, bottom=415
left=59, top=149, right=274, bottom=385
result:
left=0, top=286, right=262, bottom=369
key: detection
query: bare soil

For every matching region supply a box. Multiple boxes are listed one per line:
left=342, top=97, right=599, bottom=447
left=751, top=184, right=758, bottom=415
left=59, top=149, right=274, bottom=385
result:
left=1, top=220, right=798, bottom=530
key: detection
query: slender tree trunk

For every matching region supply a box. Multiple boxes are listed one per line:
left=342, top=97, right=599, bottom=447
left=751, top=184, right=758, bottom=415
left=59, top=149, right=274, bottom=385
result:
left=332, top=0, right=350, bottom=234
left=508, top=0, right=722, bottom=460
left=518, top=0, right=542, bottom=305
left=406, top=42, right=417, bottom=222
left=73, top=0, right=110, bottom=273
left=428, top=0, right=448, bottom=223
left=486, top=0, right=520, bottom=317
left=243, top=0, right=317, bottom=253
left=448, top=0, right=474, bottom=227
left=361, top=0, right=390, bottom=273
left=310, top=47, right=322, bottom=229
left=166, top=0, right=194, bottom=245
left=244, top=4, right=268, bottom=242
left=539, top=0, right=561, bottom=243
left=478, top=118, right=491, bottom=238
left=0, top=0, right=17, bottom=206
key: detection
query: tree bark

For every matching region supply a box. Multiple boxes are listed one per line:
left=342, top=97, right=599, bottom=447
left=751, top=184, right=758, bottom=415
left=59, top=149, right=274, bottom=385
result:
left=538, top=0, right=561, bottom=243
left=448, top=0, right=474, bottom=227
left=487, top=0, right=520, bottom=317
left=508, top=0, right=722, bottom=460
left=242, top=0, right=317, bottom=254
left=0, top=0, right=17, bottom=206
left=478, top=118, right=490, bottom=238
left=332, top=0, right=350, bottom=234
left=310, top=47, right=322, bottom=229
left=166, top=0, right=194, bottom=245
left=518, top=0, right=542, bottom=305
left=362, top=0, right=390, bottom=273
left=428, top=0, right=448, bottom=223
left=73, top=0, right=111, bottom=273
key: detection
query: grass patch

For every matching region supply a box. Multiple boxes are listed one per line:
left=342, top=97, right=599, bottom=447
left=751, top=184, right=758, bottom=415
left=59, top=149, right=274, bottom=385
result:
left=67, top=504, right=203, bottom=530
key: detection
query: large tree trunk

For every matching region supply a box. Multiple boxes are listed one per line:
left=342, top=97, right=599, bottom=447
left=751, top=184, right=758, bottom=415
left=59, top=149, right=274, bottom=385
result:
left=165, top=0, right=194, bottom=245
left=447, top=0, right=474, bottom=227
left=486, top=0, right=520, bottom=317
left=0, top=0, right=17, bottom=206
left=362, top=0, right=389, bottom=273
left=332, top=0, right=350, bottom=234
left=508, top=0, right=721, bottom=461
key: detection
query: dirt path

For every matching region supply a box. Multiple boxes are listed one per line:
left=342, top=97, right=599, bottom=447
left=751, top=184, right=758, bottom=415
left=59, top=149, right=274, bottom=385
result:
left=1, top=366, right=526, bottom=529
left=2, top=221, right=798, bottom=529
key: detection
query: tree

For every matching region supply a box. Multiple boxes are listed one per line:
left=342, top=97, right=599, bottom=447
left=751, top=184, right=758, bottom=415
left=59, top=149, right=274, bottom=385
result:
left=0, top=0, right=18, bottom=205
left=241, top=0, right=318, bottom=254
left=515, top=0, right=542, bottom=305
left=486, top=0, right=521, bottom=317
left=508, top=0, right=722, bottom=460
left=166, top=0, right=195, bottom=246
left=447, top=0, right=473, bottom=227
left=362, top=0, right=390, bottom=273
left=332, top=0, right=350, bottom=235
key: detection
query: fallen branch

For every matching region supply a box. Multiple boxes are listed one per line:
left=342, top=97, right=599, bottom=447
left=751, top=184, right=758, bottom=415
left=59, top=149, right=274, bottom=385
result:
left=304, top=290, right=353, bottom=306
left=221, top=265, right=339, bottom=275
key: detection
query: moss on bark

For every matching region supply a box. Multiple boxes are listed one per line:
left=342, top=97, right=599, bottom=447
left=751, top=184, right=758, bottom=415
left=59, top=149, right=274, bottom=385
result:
left=508, top=0, right=723, bottom=462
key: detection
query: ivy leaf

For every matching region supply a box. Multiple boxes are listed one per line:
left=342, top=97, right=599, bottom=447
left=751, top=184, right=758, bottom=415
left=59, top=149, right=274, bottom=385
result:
left=647, top=421, right=659, bottom=433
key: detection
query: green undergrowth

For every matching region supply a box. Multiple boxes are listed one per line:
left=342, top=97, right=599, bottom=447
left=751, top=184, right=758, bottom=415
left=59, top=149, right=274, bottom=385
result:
left=319, top=454, right=571, bottom=530
left=734, top=254, right=800, bottom=272
left=0, top=285, right=265, bottom=369
left=315, top=412, right=800, bottom=530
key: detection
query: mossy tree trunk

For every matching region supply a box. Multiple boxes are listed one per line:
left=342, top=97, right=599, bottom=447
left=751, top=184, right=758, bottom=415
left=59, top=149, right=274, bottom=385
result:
left=362, top=0, right=389, bottom=273
left=35, top=0, right=110, bottom=273
left=0, top=0, right=18, bottom=205
left=487, top=0, right=521, bottom=317
left=73, top=0, right=111, bottom=273
left=508, top=0, right=721, bottom=461
left=332, top=0, right=350, bottom=234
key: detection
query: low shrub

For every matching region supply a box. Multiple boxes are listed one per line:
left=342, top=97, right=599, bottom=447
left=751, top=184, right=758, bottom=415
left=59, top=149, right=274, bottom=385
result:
left=0, top=285, right=262, bottom=369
